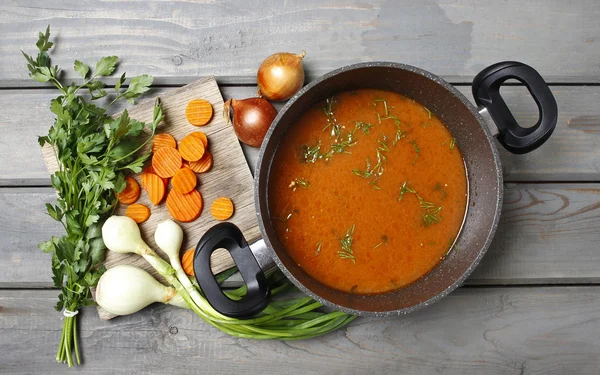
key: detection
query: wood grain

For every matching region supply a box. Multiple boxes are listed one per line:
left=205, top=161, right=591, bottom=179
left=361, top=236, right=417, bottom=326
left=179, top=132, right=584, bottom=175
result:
left=2, top=184, right=599, bottom=288
left=1, top=86, right=599, bottom=184
left=2, top=0, right=599, bottom=86
left=2, top=287, right=600, bottom=374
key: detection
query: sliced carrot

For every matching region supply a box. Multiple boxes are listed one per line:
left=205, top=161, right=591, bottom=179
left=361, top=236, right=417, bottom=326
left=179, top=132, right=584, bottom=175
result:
left=142, top=165, right=157, bottom=175
left=166, top=189, right=203, bottom=222
left=142, top=172, right=166, bottom=206
left=142, top=166, right=167, bottom=188
left=211, top=197, right=234, bottom=221
left=152, top=146, right=182, bottom=178
left=181, top=249, right=195, bottom=276
left=188, top=151, right=213, bottom=173
left=172, top=167, right=197, bottom=194
left=185, top=99, right=213, bottom=126
left=125, top=204, right=151, bottom=223
left=190, top=131, right=208, bottom=148
left=152, top=133, right=177, bottom=153
left=117, top=176, right=141, bottom=205
left=178, top=134, right=206, bottom=162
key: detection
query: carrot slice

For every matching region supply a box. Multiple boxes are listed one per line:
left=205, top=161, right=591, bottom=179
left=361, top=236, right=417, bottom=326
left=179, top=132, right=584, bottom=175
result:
left=142, top=166, right=167, bottom=188
left=172, top=167, right=197, bottom=194
left=152, top=133, right=177, bottom=153
left=117, top=176, right=141, bottom=205
left=178, top=134, right=206, bottom=162
left=185, top=99, right=213, bottom=126
left=166, top=189, right=203, bottom=222
left=125, top=204, right=151, bottom=224
left=211, top=197, right=234, bottom=220
left=190, top=131, right=208, bottom=148
left=188, top=151, right=213, bottom=173
left=142, top=173, right=166, bottom=206
left=152, top=146, right=182, bottom=178
left=181, top=249, right=195, bottom=276
left=142, top=165, right=156, bottom=175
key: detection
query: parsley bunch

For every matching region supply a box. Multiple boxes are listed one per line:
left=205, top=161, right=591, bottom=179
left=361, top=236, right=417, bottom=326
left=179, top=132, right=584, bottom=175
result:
left=23, top=26, right=163, bottom=367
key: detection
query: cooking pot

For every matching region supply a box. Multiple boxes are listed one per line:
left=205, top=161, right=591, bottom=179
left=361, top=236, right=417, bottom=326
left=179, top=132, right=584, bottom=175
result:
left=193, top=61, right=558, bottom=318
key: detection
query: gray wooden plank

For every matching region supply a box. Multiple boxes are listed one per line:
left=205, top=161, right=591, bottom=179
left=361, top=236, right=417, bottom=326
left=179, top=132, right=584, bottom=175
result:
left=1, top=85, right=599, bottom=184
left=1, top=0, right=599, bottom=86
left=1, top=184, right=599, bottom=287
left=1, top=287, right=600, bottom=374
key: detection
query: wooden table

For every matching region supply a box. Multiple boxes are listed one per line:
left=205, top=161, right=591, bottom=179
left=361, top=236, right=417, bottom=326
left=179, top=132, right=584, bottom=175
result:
left=1, top=1, right=599, bottom=373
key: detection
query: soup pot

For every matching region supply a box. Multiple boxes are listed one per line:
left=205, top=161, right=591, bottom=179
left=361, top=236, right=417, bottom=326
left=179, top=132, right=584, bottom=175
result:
left=194, top=61, right=557, bottom=318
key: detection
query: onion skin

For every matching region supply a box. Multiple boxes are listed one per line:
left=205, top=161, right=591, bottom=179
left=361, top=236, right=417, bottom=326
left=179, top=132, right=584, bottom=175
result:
left=96, top=265, right=175, bottom=316
left=257, top=51, right=306, bottom=101
left=224, top=98, right=277, bottom=148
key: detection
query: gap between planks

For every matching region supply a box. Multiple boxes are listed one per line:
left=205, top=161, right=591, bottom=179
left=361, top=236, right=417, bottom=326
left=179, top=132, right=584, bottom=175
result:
left=3, top=79, right=600, bottom=90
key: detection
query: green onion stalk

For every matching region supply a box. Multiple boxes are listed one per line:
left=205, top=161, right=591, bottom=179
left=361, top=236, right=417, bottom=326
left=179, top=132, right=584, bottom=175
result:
left=102, top=216, right=356, bottom=339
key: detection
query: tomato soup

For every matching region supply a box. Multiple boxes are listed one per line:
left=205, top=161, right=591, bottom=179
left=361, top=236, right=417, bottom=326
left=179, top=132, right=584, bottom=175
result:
left=269, top=89, right=467, bottom=294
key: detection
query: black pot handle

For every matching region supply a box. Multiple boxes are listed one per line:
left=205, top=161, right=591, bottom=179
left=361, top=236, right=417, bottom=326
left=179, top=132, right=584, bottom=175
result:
left=193, top=222, right=270, bottom=318
left=472, top=61, right=558, bottom=154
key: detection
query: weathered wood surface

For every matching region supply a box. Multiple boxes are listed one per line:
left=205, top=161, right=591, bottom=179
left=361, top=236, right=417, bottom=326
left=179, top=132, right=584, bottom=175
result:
left=2, top=287, right=600, bottom=374
left=1, top=86, right=599, bottom=184
left=2, top=0, right=600, bottom=86
left=2, top=183, right=599, bottom=287
left=2, top=1, right=599, bottom=372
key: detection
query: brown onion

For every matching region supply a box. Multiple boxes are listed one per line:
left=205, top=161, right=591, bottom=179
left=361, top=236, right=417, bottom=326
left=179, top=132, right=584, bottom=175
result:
left=257, top=51, right=306, bottom=101
left=223, top=98, right=278, bottom=148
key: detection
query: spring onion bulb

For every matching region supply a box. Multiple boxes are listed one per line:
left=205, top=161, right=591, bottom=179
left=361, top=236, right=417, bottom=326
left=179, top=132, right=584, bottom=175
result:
left=154, top=220, right=225, bottom=317
left=102, top=216, right=170, bottom=275
left=101, top=216, right=229, bottom=323
left=96, top=265, right=187, bottom=315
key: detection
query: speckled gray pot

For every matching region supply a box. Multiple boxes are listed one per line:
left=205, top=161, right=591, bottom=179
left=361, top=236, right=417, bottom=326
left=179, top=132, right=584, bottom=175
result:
left=254, top=62, right=502, bottom=316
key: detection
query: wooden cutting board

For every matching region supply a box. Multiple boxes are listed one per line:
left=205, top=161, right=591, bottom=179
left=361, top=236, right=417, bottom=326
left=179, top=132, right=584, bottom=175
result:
left=41, top=77, right=260, bottom=319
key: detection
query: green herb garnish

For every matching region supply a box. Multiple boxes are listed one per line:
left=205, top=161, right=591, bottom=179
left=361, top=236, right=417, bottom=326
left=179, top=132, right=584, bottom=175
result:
left=398, top=181, right=443, bottom=226
left=392, top=122, right=407, bottom=146
left=433, top=182, right=448, bottom=200
left=25, top=26, right=160, bottom=367
left=315, top=241, right=323, bottom=256
left=446, top=238, right=458, bottom=256
left=374, top=235, right=388, bottom=249
left=381, top=114, right=401, bottom=125
left=352, top=157, right=373, bottom=178
left=355, top=121, right=373, bottom=134
left=374, top=97, right=389, bottom=116
left=423, top=106, right=433, bottom=119
left=410, top=139, right=420, bottom=165
left=290, top=178, right=310, bottom=190
left=338, top=225, right=356, bottom=264
left=351, top=135, right=390, bottom=189
left=398, top=181, right=416, bottom=201
left=421, top=202, right=442, bottom=226
left=449, top=138, right=456, bottom=150
left=301, top=142, right=332, bottom=163
left=323, top=95, right=336, bottom=124
left=331, top=130, right=357, bottom=154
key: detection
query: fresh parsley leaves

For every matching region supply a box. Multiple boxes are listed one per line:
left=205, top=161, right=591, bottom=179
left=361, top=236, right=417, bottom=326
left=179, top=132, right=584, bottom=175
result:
left=24, top=26, right=162, bottom=366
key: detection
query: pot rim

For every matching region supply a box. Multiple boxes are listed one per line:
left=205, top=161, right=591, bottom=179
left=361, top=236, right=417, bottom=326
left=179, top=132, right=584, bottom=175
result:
left=254, top=61, right=503, bottom=316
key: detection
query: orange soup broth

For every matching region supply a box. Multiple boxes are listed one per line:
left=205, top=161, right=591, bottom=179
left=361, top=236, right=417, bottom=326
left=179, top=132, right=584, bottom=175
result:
left=269, top=89, right=467, bottom=294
